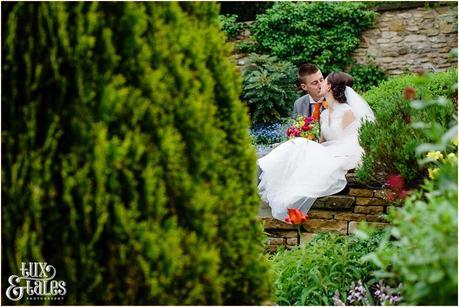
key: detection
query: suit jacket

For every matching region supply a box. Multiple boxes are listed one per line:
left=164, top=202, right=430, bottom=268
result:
left=292, top=94, right=324, bottom=119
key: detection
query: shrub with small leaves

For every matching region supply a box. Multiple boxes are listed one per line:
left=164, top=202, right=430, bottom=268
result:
left=2, top=2, right=272, bottom=305
left=251, top=2, right=376, bottom=71
left=218, top=14, right=246, bottom=40
left=350, top=64, right=387, bottom=93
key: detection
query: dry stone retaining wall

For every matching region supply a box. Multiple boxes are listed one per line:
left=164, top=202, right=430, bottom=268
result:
left=258, top=175, right=394, bottom=252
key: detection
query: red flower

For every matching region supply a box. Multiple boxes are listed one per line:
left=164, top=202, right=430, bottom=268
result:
left=403, top=87, right=416, bottom=100
left=284, top=208, right=309, bottom=225
left=387, top=174, right=405, bottom=192
left=305, top=116, right=313, bottom=124
left=385, top=174, right=411, bottom=203
left=302, top=124, right=311, bottom=131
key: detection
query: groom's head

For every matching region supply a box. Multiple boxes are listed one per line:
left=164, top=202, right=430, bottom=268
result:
left=298, top=63, right=324, bottom=101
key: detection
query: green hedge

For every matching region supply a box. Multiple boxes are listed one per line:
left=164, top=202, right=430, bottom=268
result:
left=2, top=2, right=271, bottom=304
left=357, top=70, right=457, bottom=184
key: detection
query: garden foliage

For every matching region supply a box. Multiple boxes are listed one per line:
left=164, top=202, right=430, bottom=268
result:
left=251, top=2, right=376, bottom=72
left=242, top=54, right=300, bottom=124
left=2, top=2, right=271, bottom=304
left=270, top=232, right=382, bottom=306
left=357, top=69, right=457, bottom=184
left=218, top=14, right=246, bottom=40
left=349, top=64, right=387, bottom=93
left=363, top=116, right=458, bottom=305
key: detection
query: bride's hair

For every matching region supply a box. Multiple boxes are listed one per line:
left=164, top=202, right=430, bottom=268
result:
left=327, top=72, right=352, bottom=104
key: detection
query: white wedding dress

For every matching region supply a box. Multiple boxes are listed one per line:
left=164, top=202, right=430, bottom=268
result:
left=257, top=87, right=374, bottom=221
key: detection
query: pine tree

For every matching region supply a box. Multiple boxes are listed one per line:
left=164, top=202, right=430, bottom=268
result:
left=2, top=2, right=271, bottom=304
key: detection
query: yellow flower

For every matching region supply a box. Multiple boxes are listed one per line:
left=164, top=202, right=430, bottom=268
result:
left=447, top=152, right=457, bottom=164
left=428, top=167, right=440, bottom=179
left=426, top=151, right=443, bottom=161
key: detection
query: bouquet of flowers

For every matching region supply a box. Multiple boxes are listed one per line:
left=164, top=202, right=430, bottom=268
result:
left=286, top=115, right=320, bottom=141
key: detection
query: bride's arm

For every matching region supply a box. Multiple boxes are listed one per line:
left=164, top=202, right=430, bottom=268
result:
left=342, top=110, right=356, bottom=129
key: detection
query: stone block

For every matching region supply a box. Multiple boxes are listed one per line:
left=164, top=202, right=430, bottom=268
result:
left=261, top=217, right=297, bottom=230
left=334, top=212, right=367, bottom=222
left=348, top=221, right=388, bottom=234
left=366, top=214, right=388, bottom=223
left=300, top=233, right=317, bottom=245
left=286, top=237, right=299, bottom=246
left=266, top=230, right=299, bottom=238
left=308, top=209, right=337, bottom=219
left=373, top=189, right=388, bottom=199
left=268, top=237, right=284, bottom=245
left=313, top=196, right=355, bottom=210
left=356, top=197, right=388, bottom=206
left=302, top=219, right=348, bottom=234
left=354, top=206, right=385, bottom=214
left=349, top=188, right=374, bottom=197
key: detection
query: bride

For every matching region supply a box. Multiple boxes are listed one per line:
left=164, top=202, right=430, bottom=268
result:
left=257, top=72, right=375, bottom=222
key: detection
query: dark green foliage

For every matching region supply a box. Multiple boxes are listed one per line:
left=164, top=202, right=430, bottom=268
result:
left=356, top=70, right=457, bottom=184
left=251, top=2, right=376, bottom=71
left=242, top=54, right=300, bottom=124
left=364, top=121, right=458, bottom=305
left=2, top=2, right=271, bottom=305
left=218, top=14, right=246, bottom=40
left=350, top=64, right=387, bottom=93
left=271, top=232, right=383, bottom=306
left=219, top=1, right=274, bottom=22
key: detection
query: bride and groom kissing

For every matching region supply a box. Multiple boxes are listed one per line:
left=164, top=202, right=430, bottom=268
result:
left=258, top=63, right=375, bottom=223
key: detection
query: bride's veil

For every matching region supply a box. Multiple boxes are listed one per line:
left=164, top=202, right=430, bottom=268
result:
left=345, top=86, right=375, bottom=124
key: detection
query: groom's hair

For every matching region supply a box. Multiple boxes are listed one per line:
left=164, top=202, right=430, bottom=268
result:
left=298, top=63, right=319, bottom=84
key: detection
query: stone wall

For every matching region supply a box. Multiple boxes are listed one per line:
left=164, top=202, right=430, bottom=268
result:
left=232, top=4, right=457, bottom=75
left=352, top=4, right=458, bottom=75
left=258, top=174, right=393, bottom=252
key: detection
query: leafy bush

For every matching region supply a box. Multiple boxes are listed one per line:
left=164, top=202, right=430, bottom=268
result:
left=363, top=120, right=458, bottom=305
left=242, top=54, right=300, bottom=124
left=271, top=232, right=383, bottom=306
left=350, top=64, right=387, bottom=93
left=2, top=2, right=272, bottom=305
left=218, top=14, right=246, bottom=40
left=251, top=2, right=376, bottom=71
left=357, top=69, right=457, bottom=185
left=249, top=119, right=291, bottom=145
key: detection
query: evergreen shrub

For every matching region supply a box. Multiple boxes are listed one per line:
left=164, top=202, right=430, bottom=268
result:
left=2, top=2, right=271, bottom=305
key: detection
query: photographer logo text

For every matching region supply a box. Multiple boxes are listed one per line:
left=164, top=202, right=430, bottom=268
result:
left=6, top=262, right=66, bottom=301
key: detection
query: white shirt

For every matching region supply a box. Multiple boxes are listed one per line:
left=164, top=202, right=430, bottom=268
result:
left=310, top=96, right=324, bottom=104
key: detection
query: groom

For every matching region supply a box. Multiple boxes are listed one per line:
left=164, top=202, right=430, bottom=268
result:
left=292, top=63, right=325, bottom=119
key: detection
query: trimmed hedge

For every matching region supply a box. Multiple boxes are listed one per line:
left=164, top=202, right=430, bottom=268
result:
left=2, top=2, right=271, bottom=305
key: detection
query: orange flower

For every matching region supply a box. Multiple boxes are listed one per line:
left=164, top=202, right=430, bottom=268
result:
left=306, top=134, right=315, bottom=140
left=284, top=208, right=309, bottom=225
left=322, top=99, right=329, bottom=109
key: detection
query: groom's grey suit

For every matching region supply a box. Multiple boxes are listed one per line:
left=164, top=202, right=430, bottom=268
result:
left=292, top=94, right=324, bottom=118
